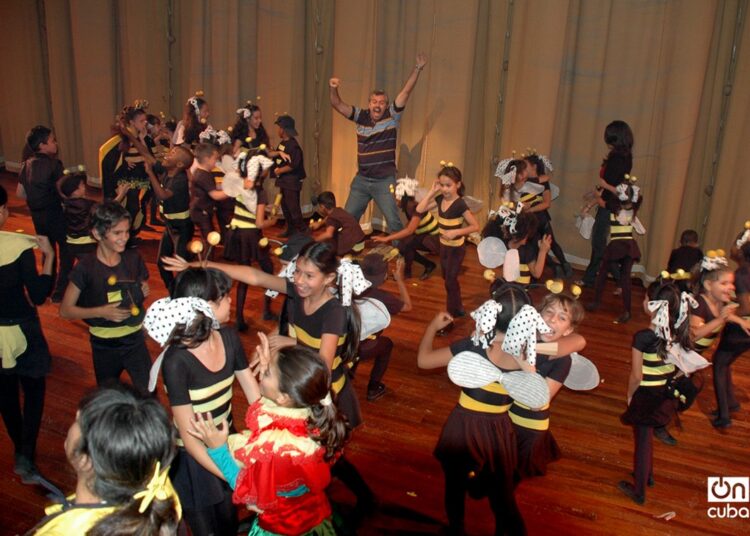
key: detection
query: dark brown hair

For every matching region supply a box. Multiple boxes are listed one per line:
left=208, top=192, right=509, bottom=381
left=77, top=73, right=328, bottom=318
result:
left=276, top=345, right=350, bottom=460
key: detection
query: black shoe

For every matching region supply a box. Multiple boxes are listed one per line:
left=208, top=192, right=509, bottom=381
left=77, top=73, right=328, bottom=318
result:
left=709, top=405, right=741, bottom=418
left=236, top=319, right=249, bottom=333
left=140, top=224, right=156, bottom=232
left=14, top=455, right=41, bottom=485
left=453, top=310, right=466, bottom=318
left=262, top=310, right=279, bottom=322
left=367, top=383, right=387, bottom=402
left=420, top=262, right=437, bottom=280
left=617, top=481, right=645, bottom=505
left=614, top=312, right=631, bottom=324
left=654, top=427, right=677, bottom=446
left=151, top=218, right=165, bottom=227
left=630, top=471, right=654, bottom=487
left=712, top=417, right=732, bottom=429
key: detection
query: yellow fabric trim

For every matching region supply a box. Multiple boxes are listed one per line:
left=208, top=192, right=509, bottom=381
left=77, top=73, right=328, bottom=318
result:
left=458, top=392, right=511, bottom=413
left=160, top=208, right=190, bottom=220
left=641, top=379, right=668, bottom=387
left=89, top=323, right=142, bottom=339
left=187, top=375, right=235, bottom=401
left=98, top=134, right=121, bottom=179
left=509, top=411, right=549, bottom=431
left=439, top=233, right=465, bottom=247
left=191, top=388, right=233, bottom=414
left=332, top=374, right=346, bottom=394
left=0, top=231, right=37, bottom=267
left=292, top=324, right=346, bottom=349
left=37, top=501, right=118, bottom=535
left=66, top=235, right=96, bottom=245
left=0, top=325, right=27, bottom=369
left=641, top=352, right=661, bottom=362
left=480, top=382, right=510, bottom=395
left=438, top=216, right=464, bottom=227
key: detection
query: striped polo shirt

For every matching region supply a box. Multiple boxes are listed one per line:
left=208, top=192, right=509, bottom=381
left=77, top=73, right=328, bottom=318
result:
left=349, top=102, right=404, bottom=179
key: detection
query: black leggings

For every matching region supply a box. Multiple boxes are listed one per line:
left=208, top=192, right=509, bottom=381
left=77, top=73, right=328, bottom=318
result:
left=632, top=425, right=653, bottom=497
left=182, top=491, right=237, bottom=536
left=441, top=459, right=525, bottom=535
left=0, top=374, right=46, bottom=462
left=440, top=244, right=466, bottom=316
left=594, top=255, right=635, bottom=313
left=158, top=219, right=194, bottom=291
left=358, top=335, right=393, bottom=386
left=713, top=321, right=750, bottom=419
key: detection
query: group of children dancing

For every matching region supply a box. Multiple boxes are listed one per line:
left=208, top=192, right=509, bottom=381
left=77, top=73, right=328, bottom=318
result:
left=2, top=99, right=749, bottom=536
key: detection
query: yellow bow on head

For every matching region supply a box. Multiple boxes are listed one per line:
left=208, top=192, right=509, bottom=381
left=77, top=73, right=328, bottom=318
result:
left=133, top=461, right=171, bottom=514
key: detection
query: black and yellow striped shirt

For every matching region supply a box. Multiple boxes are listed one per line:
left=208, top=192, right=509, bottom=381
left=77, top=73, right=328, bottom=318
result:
left=162, top=328, right=249, bottom=446
left=633, top=329, right=676, bottom=388
left=436, top=194, right=469, bottom=247
left=691, top=294, right=721, bottom=354
left=285, top=281, right=349, bottom=394
left=509, top=354, right=571, bottom=431
left=609, top=212, right=634, bottom=241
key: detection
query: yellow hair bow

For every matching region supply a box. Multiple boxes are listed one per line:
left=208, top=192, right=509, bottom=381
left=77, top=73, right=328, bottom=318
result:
left=133, top=461, right=171, bottom=514
left=439, top=160, right=455, bottom=168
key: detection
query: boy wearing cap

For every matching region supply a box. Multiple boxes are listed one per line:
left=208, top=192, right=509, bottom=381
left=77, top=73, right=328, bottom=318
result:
left=356, top=254, right=412, bottom=400
left=271, top=114, right=306, bottom=237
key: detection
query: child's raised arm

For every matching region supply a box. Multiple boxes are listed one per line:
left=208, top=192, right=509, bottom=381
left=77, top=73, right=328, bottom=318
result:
left=417, top=312, right=455, bottom=369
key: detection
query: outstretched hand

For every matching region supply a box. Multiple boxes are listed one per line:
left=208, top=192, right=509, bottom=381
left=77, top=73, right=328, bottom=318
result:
left=187, top=412, right=228, bottom=450
left=161, top=255, right=191, bottom=272
left=329, top=78, right=340, bottom=88
left=415, top=52, right=428, bottom=69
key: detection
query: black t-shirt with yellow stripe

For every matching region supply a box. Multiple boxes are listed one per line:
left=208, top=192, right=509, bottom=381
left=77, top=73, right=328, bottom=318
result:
left=436, top=194, right=468, bottom=247
left=285, top=280, right=348, bottom=392
left=632, top=329, right=676, bottom=387
left=509, top=354, right=571, bottom=431
left=162, top=327, right=249, bottom=443
left=69, top=249, right=149, bottom=337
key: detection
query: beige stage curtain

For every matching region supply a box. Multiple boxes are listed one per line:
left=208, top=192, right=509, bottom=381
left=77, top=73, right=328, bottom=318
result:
left=0, top=0, right=747, bottom=277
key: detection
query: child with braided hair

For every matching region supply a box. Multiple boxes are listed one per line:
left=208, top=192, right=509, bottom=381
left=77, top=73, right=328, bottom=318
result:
left=189, top=338, right=348, bottom=536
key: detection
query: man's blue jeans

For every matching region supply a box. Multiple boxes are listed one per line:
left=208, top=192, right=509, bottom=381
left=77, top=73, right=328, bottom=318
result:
left=344, top=174, right=404, bottom=233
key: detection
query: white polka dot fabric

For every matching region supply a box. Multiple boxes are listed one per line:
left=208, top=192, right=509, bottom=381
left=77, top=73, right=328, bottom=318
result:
left=470, top=299, right=504, bottom=349
left=500, top=304, right=552, bottom=366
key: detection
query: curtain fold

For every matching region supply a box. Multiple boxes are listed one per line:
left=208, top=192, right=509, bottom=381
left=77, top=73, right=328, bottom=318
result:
left=0, top=0, right=746, bottom=277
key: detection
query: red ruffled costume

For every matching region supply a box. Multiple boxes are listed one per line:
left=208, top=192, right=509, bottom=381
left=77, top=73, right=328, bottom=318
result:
left=229, top=398, right=332, bottom=535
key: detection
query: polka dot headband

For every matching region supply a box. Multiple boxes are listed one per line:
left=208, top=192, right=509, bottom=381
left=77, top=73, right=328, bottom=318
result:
left=648, top=300, right=671, bottom=342
left=144, top=297, right=219, bottom=347
left=616, top=183, right=640, bottom=203
left=470, top=299, right=504, bottom=349
left=700, top=250, right=728, bottom=271
left=500, top=304, right=553, bottom=366
left=337, top=258, right=372, bottom=306
left=675, top=291, right=698, bottom=330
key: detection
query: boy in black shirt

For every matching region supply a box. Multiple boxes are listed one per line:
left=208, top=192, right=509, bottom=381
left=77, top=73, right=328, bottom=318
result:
left=145, top=146, right=195, bottom=290
left=61, top=172, right=128, bottom=262
left=667, top=229, right=703, bottom=291
left=270, top=115, right=306, bottom=236
left=190, top=142, right=228, bottom=239
left=18, top=125, right=72, bottom=301
left=59, top=202, right=151, bottom=393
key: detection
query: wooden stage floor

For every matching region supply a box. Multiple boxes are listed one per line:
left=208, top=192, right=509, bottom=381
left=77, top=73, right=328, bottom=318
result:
left=0, top=172, right=748, bottom=535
